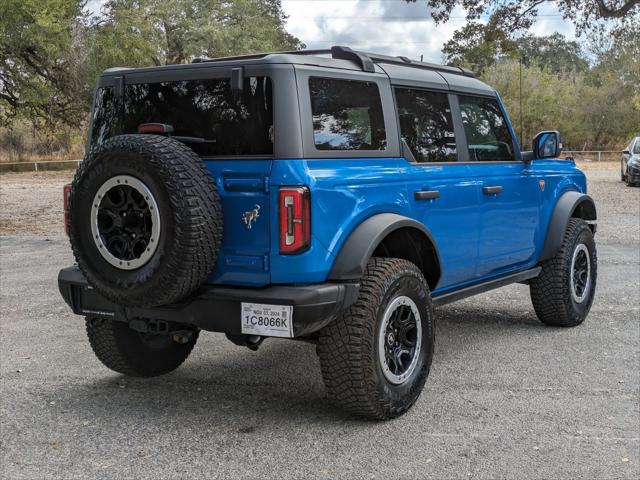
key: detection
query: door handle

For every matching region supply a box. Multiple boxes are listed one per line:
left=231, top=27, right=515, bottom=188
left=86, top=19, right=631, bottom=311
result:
left=414, top=190, right=440, bottom=200
left=482, top=186, right=503, bottom=195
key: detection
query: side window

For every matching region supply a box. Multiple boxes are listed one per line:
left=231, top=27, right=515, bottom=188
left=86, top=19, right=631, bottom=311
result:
left=90, top=86, right=117, bottom=147
left=309, top=77, right=387, bottom=151
left=458, top=95, right=516, bottom=162
left=395, top=88, right=456, bottom=163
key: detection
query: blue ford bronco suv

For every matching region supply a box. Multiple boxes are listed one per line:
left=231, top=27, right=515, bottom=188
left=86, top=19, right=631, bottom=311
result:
left=59, top=46, right=597, bottom=420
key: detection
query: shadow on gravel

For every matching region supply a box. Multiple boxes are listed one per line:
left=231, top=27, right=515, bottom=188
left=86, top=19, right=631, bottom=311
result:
left=52, top=305, right=549, bottom=427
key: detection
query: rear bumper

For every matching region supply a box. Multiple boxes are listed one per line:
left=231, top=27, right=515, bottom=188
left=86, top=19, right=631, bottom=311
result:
left=58, top=267, right=359, bottom=337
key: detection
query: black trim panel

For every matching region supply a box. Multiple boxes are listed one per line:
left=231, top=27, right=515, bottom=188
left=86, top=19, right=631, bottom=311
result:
left=328, top=213, right=441, bottom=282
left=540, top=191, right=597, bottom=262
left=432, top=267, right=541, bottom=307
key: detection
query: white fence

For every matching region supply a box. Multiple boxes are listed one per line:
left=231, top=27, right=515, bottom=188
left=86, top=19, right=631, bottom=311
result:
left=0, top=159, right=82, bottom=172
left=562, top=151, right=622, bottom=162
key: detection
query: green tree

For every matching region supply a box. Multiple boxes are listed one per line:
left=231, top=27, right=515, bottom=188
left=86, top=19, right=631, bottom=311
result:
left=443, top=30, right=588, bottom=75
left=0, top=0, right=302, bottom=134
left=441, top=22, right=509, bottom=72
left=407, top=1, right=639, bottom=37
left=0, top=0, right=92, bottom=129
left=516, top=34, right=589, bottom=74
left=410, top=0, right=638, bottom=76
left=95, top=0, right=303, bottom=67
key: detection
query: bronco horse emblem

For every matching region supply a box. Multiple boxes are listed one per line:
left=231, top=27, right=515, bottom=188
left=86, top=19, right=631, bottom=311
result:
left=242, top=204, right=261, bottom=229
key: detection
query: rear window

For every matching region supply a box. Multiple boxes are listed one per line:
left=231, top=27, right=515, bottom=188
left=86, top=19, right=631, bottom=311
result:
left=395, top=88, right=457, bottom=163
left=309, top=77, right=386, bottom=151
left=90, top=76, right=273, bottom=157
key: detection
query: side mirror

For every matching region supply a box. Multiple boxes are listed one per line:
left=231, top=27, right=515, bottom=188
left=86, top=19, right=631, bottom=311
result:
left=623, top=149, right=631, bottom=155
left=532, top=130, right=562, bottom=159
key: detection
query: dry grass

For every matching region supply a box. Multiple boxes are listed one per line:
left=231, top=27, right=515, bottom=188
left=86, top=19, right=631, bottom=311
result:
left=575, top=161, right=620, bottom=170
left=0, top=148, right=84, bottom=164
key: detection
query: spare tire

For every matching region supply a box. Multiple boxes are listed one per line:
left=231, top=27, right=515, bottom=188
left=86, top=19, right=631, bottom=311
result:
left=68, top=134, right=222, bottom=308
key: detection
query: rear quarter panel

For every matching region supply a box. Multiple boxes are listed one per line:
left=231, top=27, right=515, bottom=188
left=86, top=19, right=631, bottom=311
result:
left=268, top=157, right=410, bottom=283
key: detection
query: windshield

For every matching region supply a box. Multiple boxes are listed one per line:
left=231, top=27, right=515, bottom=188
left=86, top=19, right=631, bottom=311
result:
left=633, top=138, right=640, bottom=155
left=90, top=76, right=273, bottom=157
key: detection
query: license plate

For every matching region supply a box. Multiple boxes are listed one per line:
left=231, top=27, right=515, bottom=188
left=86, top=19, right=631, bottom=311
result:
left=241, top=303, right=293, bottom=338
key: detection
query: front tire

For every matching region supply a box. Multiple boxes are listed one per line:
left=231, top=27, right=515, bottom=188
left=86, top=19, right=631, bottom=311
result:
left=317, top=258, right=435, bottom=420
left=86, top=318, right=198, bottom=377
left=530, top=218, right=597, bottom=327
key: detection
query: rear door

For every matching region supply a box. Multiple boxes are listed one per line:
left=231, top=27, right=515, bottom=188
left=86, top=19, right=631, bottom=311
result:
left=457, top=94, right=540, bottom=278
left=395, top=87, right=479, bottom=288
left=111, top=65, right=284, bottom=286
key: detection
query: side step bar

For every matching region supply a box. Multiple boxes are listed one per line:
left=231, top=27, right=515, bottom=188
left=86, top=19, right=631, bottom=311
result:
left=432, top=267, right=541, bottom=307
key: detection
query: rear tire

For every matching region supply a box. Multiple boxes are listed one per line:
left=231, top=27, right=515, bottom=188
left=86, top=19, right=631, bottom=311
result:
left=86, top=318, right=198, bottom=377
left=317, top=258, right=435, bottom=420
left=530, top=218, right=597, bottom=327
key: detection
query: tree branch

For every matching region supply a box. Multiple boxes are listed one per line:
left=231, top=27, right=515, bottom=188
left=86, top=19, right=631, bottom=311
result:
left=0, top=91, right=19, bottom=108
left=595, top=0, right=640, bottom=18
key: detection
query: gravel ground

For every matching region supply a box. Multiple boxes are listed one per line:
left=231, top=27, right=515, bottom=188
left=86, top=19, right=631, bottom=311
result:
left=0, top=171, right=71, bottom=236
left=1, top=165, right=639, bottom=479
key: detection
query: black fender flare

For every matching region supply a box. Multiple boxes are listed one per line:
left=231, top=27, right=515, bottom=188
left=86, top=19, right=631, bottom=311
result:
left=540, top=191, right=597, bottom=262
left=328, top=213, right=441, bottom=281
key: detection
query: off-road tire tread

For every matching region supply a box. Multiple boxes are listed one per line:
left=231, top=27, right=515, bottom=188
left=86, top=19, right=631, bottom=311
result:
left=85, top=318, right=198, bottom=377
left=317, top=258, right=432, bottom=420
left=530, top=218, right=597, bottom=327
left=69, top=135, right=222, bottom=307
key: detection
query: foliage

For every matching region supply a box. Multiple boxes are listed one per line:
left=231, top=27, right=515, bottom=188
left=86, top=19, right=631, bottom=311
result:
left=443, top=31, right=589, bottom=74
left=0, top=0, right=301, bottom=151
left=95, top=0, right=302, bottom=66
left=431, top=2, right=640, bottom=150
left=0, top=0, right=93, bottom=130
left=482, top=57, right=639, bottom=150
left=407, top=1, right=639, bottom=37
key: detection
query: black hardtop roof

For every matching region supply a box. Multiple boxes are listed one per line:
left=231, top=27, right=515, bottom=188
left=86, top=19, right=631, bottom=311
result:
left=103, top=45, right=471, bottom=77
left=101, top=45, right=495, bottom=95
left=192, top=46, right=476, bottom=78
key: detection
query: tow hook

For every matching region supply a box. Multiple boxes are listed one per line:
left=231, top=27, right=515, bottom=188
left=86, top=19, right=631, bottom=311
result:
left=129, top=319, right=196, bottom=343
left=225, top=333, right=264, bottom=351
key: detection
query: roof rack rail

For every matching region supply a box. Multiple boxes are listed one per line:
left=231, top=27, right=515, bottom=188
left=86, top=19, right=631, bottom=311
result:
left=359, top=50, right=475, bottom=77
left=191, top=46, right=475, bottom=78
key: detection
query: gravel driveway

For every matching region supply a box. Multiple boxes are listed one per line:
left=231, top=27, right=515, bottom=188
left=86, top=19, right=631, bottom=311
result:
left=1, top=165, right=638, bottom=479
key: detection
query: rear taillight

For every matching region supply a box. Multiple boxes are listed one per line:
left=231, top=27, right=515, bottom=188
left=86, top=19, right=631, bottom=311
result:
left=63, top=183, right=72, bottom=236
left=279, top=186, right=310, bottom=254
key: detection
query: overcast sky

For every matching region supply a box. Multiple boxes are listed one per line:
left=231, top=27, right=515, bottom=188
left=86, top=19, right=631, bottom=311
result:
left=87, top=0, right=577, bottom=63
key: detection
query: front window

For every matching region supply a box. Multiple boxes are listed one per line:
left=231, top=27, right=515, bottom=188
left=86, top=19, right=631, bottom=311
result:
left=309, top=77, right=387, bottom=151
left=633, top=139, right=640, bottom=155
left=458, top=95, right=516, bottom=162
left=90, top=76, right=273, bottom=157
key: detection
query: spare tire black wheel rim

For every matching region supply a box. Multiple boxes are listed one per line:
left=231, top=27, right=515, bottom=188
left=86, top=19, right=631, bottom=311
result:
left=378, top=295, right=422, bottom=385
left=570, top=243, right=591, bottom=304
left=90, top=175, right=161, bottom=270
